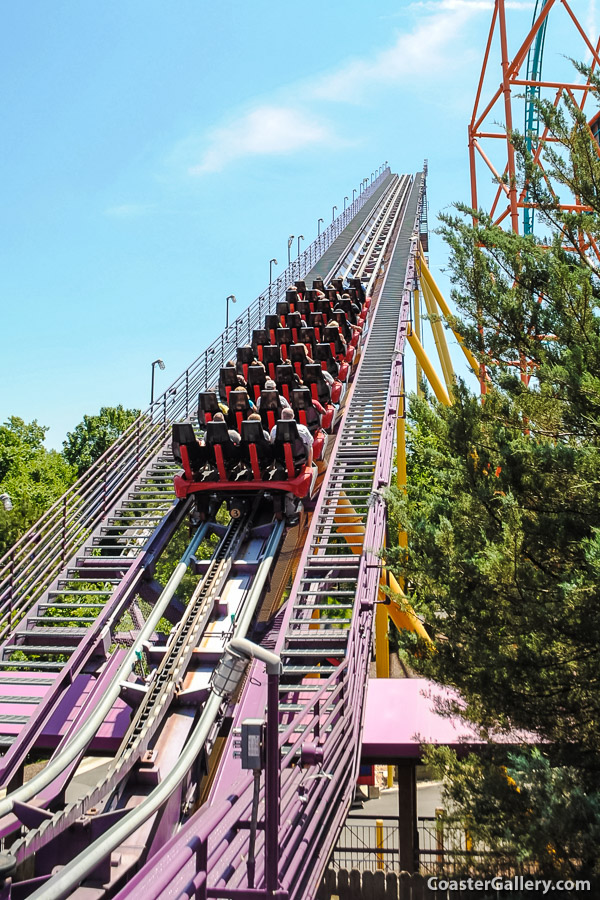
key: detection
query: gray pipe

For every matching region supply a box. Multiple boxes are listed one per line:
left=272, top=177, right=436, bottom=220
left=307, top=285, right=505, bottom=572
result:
left=0, top=521, right=210, bottom=819
left=28, top=518, right=285, bottom=899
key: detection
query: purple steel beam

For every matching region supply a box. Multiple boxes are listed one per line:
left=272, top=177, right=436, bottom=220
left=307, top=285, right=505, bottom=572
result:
left=0, top=170, right=392, bottom=797
left=0, top=494, right=189, bottom=788
left=111, top=171, right=425, bottom=900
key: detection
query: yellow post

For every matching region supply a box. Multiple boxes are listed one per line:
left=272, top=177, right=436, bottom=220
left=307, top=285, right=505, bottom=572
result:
left=375, top=568, right=390, bottom=678
left=435, top=808, right=445, bottom=873
left=387, top=765, right=394, bottom=788
left=407, top=329, right=451, bottom=406
left=396, top=390, right=407, bottom=492
left=420, top=275, right=454, bottom=392
left=376, top=818, right=385, bottom=870
left=414, top=287, right=423, bottom=396
left=396, top=382, right=409, bottom=592
left=419, top=252, right=480, bottom=378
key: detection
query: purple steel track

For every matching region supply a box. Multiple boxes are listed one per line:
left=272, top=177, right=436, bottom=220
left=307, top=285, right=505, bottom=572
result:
left=0, top=170, right=391, bottom=794
left=114, top=171, right=425, bottom=900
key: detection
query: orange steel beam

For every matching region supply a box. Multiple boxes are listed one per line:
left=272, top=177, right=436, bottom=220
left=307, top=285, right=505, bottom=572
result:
left=469, top=0, right=599, bottom=240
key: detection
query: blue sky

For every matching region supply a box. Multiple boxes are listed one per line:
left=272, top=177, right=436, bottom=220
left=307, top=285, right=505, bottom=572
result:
left=1, top=0, right=597, bottom=448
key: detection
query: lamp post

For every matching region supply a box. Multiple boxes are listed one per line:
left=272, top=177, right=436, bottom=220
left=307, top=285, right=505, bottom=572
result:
left=296, top=234, right=304, bottom=265
left=343, top=196, right=348, bottom=211
left=269, top=258, right=278, bottom=284
left=226, top=294, right=237, bottom=329
left=371, top=172, right=374, bottom=184
left=0, top=494, right=12, bottom=512
left=150, top=358, right=165, bottom=404
left=317, top=217, right=324, bottom=236
left=332, top=205, right=337, bottom=222
left=353, top=188, right=357, bottom=202
left=287, top=235, right=294, bottom=268
left=219, top=638, right=282, bottom=896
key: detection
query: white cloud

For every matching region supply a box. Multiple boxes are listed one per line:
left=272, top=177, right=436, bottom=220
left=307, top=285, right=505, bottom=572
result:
left=183, top=0, right=527, bottom=175
left=189, top=105, right=338, bottom=175
left=308, top=7, right=484, bottom=103
left=105, top=203, right=154, bottom=218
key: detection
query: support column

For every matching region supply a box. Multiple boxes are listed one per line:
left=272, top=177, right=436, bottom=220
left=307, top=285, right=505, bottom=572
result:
left=414, top=288, right=423, bottom=396
left=397, top=760, right=418, bottom=872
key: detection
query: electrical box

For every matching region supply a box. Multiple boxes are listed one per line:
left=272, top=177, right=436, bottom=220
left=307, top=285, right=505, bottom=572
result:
left=241, top=718, right=265, bottom=770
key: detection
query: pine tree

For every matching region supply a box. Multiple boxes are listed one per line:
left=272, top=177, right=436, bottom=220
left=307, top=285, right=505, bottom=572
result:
left=387, top=82, right=600, bottom=881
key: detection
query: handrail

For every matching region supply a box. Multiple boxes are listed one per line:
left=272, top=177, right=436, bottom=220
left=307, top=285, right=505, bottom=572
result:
left=109, top=169, right=425, bottom=900
left=0, top=169, right=391, bottom=632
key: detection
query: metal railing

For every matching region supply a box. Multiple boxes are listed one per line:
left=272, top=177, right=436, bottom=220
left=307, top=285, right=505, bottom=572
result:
left=0, top=168, right=391, bottom=636
left=113, top=170, right=425, bottom=900
left=331, top=816, right=401, bottom=873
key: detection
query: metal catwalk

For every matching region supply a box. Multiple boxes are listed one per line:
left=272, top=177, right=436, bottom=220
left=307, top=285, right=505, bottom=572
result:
left=0, top=166, right=424, bottom=899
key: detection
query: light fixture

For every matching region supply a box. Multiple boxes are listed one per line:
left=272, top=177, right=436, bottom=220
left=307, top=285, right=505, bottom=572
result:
left=150, top=359, right=166, bottom=404
left=226, top=294, right=237, bottom=328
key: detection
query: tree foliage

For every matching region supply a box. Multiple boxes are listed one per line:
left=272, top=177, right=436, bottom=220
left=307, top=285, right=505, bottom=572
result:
left=387, top=84, right=600, bottom=879
left=0, top=417, right=75, bottom=556
left=63, top=405, right=140, bottom=477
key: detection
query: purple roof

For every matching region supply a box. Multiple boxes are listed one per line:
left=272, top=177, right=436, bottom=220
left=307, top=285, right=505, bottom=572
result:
left=362, top=678, right=488, bottom=760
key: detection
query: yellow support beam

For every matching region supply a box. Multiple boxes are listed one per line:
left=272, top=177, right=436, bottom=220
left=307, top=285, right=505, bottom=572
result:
left=385, top=572, right=432, bottom=645
left=419, top=252, right=481, bottom=379
left=332, top=493, right=431, bottom=659
left=407, top=329, right=451, bottom=406
left=420, top=275, right=455, bottom=392
left=414, top=287, right=424, bottom=397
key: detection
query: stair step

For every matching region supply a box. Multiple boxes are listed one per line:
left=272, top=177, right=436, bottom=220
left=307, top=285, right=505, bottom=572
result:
left=41, top=602, right=106, bottom=609
left=29, top=618, right=95, bottom=626
left=280, top=665, right=338, bottom=674
left=282, top=648, right=346, bottom=657
left=0, top=661, right=65, bottom=670
left=4, top=645, right=77, bottom=655
left=0, top=695, right=43, bottom=705
left=293, top=603, right=354, bottom=610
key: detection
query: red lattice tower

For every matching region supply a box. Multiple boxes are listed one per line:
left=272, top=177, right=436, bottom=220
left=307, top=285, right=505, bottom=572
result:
left=469, top=0, right=600, bottom=236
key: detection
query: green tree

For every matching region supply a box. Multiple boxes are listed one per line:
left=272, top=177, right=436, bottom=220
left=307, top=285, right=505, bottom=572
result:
left=0, top=417, right=75, bottom=556
left=387, top=87, right=600, bottom=880
left=63, top=405, right=140, bottom=477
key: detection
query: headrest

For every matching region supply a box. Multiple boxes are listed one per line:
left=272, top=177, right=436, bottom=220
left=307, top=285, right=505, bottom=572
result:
left=259, top=389, right=281, bottom=409
left=198, top=391, right=220, bottom=412
left=303, top=364, right=324, bottom=381
left=219, top=366, right=238, bottom=384
left=241, top=420, right=267, bottom=443
left=291, top=388, right=312, bottom=409
left=263, top=345, right=282, bottom=362
left=252, top=329, right=269, bottom=345
left=315, top=343, right=334, bottom=359
left=247, top=365, right=266, bottom=382
left=205, top=421, right=231, bottom=445
left=172, top=422, right=196, bottom=443
left=289, top=343, right=308, bottom=361
left=228, top=390, right=251, bottom=411
left=275, top=364, right=295, bottom=381
left=274, top=419, right=300, bottom=443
